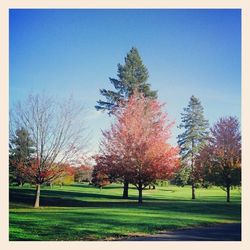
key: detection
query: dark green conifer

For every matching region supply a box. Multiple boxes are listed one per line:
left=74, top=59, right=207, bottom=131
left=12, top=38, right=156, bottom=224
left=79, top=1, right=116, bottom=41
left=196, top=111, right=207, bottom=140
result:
left=95, top=47, right=157, bottom=113
left=177, top=95, right=209, bottom=199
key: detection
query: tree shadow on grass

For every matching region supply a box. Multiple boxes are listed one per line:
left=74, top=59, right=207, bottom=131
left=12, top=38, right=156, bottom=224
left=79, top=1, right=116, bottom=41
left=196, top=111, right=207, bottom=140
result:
left=9, top=188, right=241, bottom=222
left=10, top=187, right=236, bottom=204
left=70, top=183, right=138, bottom=190
left=10, top=187, right=123, bottom=200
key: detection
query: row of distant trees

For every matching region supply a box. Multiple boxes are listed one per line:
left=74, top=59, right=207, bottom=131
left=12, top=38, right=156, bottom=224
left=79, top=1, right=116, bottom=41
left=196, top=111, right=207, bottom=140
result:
left=9, top=47, right=241, bottom=207
left=9, top=135, right=92, bottom=187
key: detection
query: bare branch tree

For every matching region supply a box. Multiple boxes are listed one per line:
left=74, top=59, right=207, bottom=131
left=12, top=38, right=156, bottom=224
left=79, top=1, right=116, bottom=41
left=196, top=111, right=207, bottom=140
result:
left=10, top=93, right=90, bottom=208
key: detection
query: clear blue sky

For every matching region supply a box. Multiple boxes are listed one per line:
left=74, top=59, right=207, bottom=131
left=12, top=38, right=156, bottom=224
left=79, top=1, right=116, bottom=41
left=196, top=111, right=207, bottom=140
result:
left=10, top=9, right=241, bottom=152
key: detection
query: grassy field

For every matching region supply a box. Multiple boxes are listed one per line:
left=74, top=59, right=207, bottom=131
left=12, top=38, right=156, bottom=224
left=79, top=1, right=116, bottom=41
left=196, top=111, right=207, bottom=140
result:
left=9, top=183, right=241, bottom=241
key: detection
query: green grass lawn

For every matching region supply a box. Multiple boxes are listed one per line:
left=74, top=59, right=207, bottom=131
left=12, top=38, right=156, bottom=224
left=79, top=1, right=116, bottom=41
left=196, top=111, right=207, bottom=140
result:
left=9, top=183, right=241, bottom=241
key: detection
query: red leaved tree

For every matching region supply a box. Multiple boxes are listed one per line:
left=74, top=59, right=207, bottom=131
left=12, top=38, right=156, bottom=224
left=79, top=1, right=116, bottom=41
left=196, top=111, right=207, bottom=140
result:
left=91, top=163, right=110, bottom=189
left=94, top=92, right=179, bottom=203
left=197, top=116, right=241, bottom=202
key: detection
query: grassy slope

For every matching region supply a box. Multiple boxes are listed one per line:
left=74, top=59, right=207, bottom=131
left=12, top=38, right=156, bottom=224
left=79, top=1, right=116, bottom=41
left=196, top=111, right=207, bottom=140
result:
left=9, top=183, right=241, bottom=241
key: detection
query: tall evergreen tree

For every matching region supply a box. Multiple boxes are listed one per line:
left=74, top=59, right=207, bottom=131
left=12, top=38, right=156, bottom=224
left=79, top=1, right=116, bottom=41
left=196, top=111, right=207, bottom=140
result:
left=9, top=127, right=35, bottom=186
left=95, top=47, right=157, bottom=199
left=177, top=95, right=209, bottom=199
left=95, top=47, right=157, bottom=113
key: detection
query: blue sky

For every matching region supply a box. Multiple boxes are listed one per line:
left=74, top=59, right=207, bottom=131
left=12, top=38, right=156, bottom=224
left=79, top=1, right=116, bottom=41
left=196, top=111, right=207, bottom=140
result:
left=10, top=9, right=241, bottom=152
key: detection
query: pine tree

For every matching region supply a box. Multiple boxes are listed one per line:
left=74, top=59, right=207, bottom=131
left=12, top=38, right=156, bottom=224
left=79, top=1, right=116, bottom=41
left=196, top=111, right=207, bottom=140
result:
left=95, top=47, right=157, bottom=198
left=177, top=95, right=209, bottom=199
left=95, top=47, right=157, bottom=113
left=9, top=127, right=35, bottom=186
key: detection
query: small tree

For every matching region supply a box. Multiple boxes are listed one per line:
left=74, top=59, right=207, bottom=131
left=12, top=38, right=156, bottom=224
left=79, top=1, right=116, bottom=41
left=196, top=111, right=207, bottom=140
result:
left=198, top=116, right=241, bottom=202
left=91, top=164, right=110, bottom=189
left=10, top=94, right=88, bottom=208
left=172, top=164, right=190, bottom=187
left=177, top=95, right=209, bottom=199
left=74, top=165, right=93, bottom=183
left=52, top=164, right=75, bottom=187
left=95, top=92, right=179, bottom=204
left=9, top=127, right=35, bottom=186
left=95, top=47, right=157, bottom=198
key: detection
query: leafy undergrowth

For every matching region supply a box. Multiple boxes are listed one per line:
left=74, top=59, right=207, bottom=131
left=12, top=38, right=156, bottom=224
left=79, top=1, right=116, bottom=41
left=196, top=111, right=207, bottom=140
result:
left=9, top=183, right=241, bottom=241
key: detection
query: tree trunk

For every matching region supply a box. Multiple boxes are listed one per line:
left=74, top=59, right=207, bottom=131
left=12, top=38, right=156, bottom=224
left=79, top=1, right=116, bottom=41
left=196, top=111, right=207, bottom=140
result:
left=19, top=181, right=23, bottom=187
left=192, top=183, right=195, bottom=199
left=138, top=183, right=143, bottom=204
left=191, top=139, right=195, bottom=200
left=226, top=185, right=230, bottom=202
left=152, top=185, right=156, bottom=190
left=34, top=184, right=40, bottom=208
left=122, top=180, right=129, bottom=199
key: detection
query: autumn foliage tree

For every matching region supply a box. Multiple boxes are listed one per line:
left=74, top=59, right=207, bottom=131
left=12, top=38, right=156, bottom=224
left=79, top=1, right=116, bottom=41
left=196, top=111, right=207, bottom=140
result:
left=10, top=94, right=88, bottom=208
left=91, top=163, right=110, bottom=189
left=94, top=92, right=179, bottom=203
left=52, top=164, right=76, bottom=186
left=197, top=116, right=241, bottom=202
